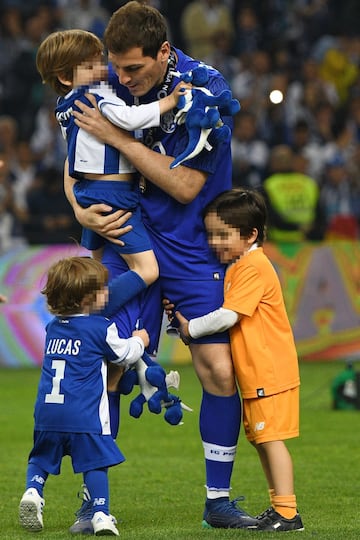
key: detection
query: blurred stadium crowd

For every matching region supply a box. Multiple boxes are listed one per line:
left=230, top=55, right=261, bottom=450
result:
left=0, top=0, right=360, bottom=251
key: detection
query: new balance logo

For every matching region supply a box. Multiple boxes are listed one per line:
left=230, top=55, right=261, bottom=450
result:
left=31, top=475, right=45, bottom=485
left=93, top=498, right=106, bottom=507
left=254, top=422, right=265, bottom=431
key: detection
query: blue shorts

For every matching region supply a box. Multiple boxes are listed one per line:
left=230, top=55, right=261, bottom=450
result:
left=102, top=246, right=229, bottom=355
left=28, top=431, right=125, bottom=474
left=73, top=179, right=152, bottom=254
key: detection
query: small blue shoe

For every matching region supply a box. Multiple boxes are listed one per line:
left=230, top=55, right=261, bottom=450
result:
left=202, top=497, right=259, bottom=529
left=69, top=485, right=94, bottom=535
left=69, top=485, right=118, bottom=535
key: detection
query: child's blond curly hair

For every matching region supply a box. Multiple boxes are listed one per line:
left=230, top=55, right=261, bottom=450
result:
left=36, top=29, right=104, bottom=96
left=41, top=256, right=108, bottom=315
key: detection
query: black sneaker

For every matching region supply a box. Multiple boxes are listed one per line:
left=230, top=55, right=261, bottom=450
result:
left=256, top=507, right=304, bottom=532
left=202, top=497, right=259, bottom=529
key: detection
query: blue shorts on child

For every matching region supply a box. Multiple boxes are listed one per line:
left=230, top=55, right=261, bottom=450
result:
left=73, top=179, right=152, bottom=254
left=28, top=430, right=125, bottom=474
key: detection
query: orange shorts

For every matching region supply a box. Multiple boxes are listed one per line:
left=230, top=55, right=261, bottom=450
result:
left=242, top=386, right=299, bottom=444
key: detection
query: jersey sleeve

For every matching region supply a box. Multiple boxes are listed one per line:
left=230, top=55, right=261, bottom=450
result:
left=105, top=322, right=144, bottom=368
left=188, top=307, right=238, bottom=338
left=99, top=99, right=161, bottom=130
left=91, top=83, right=161, bottom=130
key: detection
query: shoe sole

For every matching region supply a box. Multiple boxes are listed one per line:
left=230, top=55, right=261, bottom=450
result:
left=69, top=519, right=94, bottom=535
left=94, top=527, right=118, bottom=536
left=19, top=500, right=43, bottom=532
left=259, top=527, right=305, bottom=532
left=202, top=519, right=258, bottom=530
left=69, top=523, right=94, bottom=535
left=258, top=525, right=305, bottom=532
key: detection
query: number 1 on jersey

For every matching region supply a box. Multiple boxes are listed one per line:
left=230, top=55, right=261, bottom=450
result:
left=45, top=359, right=65, bottom=404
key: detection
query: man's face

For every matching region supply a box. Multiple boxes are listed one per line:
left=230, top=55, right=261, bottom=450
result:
left=108, top=44, right=170, bottom=97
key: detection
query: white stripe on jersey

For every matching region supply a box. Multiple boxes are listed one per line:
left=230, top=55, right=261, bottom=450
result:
left=99, top=359, right=111, bottom=435
left=106, top=322, right=144, bottom=368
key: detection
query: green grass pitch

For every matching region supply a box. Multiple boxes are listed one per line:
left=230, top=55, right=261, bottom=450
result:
left=1, top=361, right=360, bottom=539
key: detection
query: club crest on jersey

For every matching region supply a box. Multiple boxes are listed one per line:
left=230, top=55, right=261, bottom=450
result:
left=160, top=110, right=176, bottom=133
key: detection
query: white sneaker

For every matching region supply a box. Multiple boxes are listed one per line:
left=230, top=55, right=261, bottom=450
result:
left=91, top=511, right=119, bottom=536
left=19, top=488, right=45, bottom=532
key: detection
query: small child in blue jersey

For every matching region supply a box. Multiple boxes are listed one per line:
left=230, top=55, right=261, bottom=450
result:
left=19, top=256, right=149, bottom=536
left=36, top=29, right=189, bottom=299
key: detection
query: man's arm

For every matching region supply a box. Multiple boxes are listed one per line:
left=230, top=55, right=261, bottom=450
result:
left=72, top=94, right=207, bottom=204
left=64, top=159, right=134, bottom=244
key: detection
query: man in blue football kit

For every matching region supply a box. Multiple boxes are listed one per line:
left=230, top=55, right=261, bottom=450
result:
left=64, top=1, right=258, bottom=530
left=19, top=257, right=149, bottom=536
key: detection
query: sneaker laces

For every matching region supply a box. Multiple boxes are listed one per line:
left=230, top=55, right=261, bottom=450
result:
left=74, top=486, right=93, bottom=521
left=256, top=506, right=274, bottom=520
left=228, top=496, right=247, bottom=515
left=209, top=496, right=247, bottom=515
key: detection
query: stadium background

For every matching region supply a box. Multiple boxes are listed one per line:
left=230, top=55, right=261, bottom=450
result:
left=0, top=1, right=359, bottom=367
left=0, top=240, right=359, bottom=367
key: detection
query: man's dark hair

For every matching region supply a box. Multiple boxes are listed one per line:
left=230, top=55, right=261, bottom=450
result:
left=104, top=1, right=168, bottom=58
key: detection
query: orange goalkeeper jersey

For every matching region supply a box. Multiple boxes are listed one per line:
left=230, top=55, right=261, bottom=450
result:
left=223, top=247, right=300, bottom=399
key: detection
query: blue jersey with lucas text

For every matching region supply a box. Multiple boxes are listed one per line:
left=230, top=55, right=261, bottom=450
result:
left=34, top=275, right=145, bottom=434
left=108, top=48, right=232, bottom=280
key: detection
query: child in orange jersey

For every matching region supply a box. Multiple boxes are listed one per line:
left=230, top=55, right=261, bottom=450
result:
left=176, top=188, right=304, bottom=532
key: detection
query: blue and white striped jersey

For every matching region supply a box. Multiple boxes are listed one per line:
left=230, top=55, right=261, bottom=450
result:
left=55, top=81, right=160, bottom=178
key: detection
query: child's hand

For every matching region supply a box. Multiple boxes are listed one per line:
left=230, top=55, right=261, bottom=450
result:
left=172, top=81, right=191, bottom=107
left=159, top=83, right=191, bottom=115
left=175, top=311, right=191, bottom=346
left=132, top=328, right=150, bottom=348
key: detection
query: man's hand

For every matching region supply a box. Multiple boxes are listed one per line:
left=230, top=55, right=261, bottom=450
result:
left=75, top=205, right=133, bottom=246
left=73, top=93, right=133, bottom=147
left=175, top=310, right=191, bottom=346
left=162, top=297, right=175, bottom=321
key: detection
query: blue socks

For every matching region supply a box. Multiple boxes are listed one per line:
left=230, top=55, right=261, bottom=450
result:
left=200, top=390, right=241, bottom=495
left=26, top=463, right=48, bottom=496
left=84, top=468, right=110, bottom=515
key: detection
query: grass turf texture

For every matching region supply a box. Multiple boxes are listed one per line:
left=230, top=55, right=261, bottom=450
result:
left=2, top=361, right=360, bottom=539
